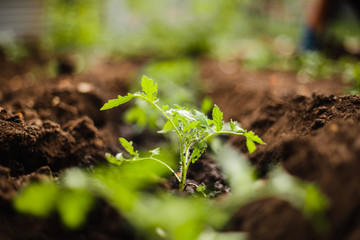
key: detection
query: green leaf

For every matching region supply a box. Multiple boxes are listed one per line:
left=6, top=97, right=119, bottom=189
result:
left=14, top=183, right=59, bottom=217
left=196, top=184, right=206, bottom=193
left=141, top=75, right=158, bottom=102
left=106, top=153, right=123, bottom=166
left=200, top=97, right=213, bottom=114
left=212, top=105, right=223, bottom=131
left=183, top=121, right=199, bottom=133
left=57, top=190, right=94, bottom=229
left=230, top=119, right=244, bottom=132
left=172, top=108, right=195, bottom=121
left=246, top=138, right=257, bottom=154
left=100, top=93, right=134, bottom=111
left=244, top=131, right=265, bottom=154
left=119, top=137, right=137, bottom=156
left=244, top=131, right=265, bottom=145
left=196, top=184, right=207, bottom=197
left=191, top=141, right=207, bottom=163
left=124, top=106, right=147, bottom=127
left=158, top=121, right=173, bottom=134
left=230, top=120, right=237, bottom=131
left=149, top=148, right=160, bottom=156
left=195, top=110, right=209, bottom=128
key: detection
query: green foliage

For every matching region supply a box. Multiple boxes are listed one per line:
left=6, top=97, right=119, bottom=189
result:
left=212, top=105, right=224, bottom=132
left=101, top=75, right=265, bottom=191
left=100, top=94, right=135, bottom=111
left=57, top=189, right=94, bottom=229
left=104, top=0, right=303, bottom=67
left=43, top=0, right=102, bottom=52
left=244, top=130, right=266, bottom=154
left=119, top=137, right=137, bottom=156
left=14, top=170, right=95, bottom=229
left=124, top=59, right=201, bottom=132
left=292, top=52, right=340, bottom=81
left=200, top=97, right=213, bottom=115
left=14, top=182, right=58, bottom=218
left=342, top=61, right=360, bottom=94
left=0, top=39, right=28, bottom=62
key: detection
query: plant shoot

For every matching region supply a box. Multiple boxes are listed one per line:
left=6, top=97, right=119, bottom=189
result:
left=101, top=76, right=265, bottom=192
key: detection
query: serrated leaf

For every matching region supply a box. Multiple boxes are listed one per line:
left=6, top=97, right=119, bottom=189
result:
left=119, top=138, right=137, bottom=156
left=244, top=131, right=265, bottom=145
left=149, top=148, right=160, bottom=156
left=183, top=121, right=199, bottom=133
left=100, top=94, right=134, bottom=111
left=106, top=153, right=125, bottom=166
left=195, top=110, right=209, bottom=128
left=196, top=184, right=206, bottom=193
left=175, top=109, right=195, bottom=121
left=230, top=119, right=244, bottom=132
left=191, top=141, right=207, bottom=163
left=212, top=105, right=223, bottom=131
left=230, top=120, right=237, bottom=131
left=141, top=75, right=158, bottom=102
left=246, top=138, right=257, bottom=154
left=171, top=114, right=188, bottom=129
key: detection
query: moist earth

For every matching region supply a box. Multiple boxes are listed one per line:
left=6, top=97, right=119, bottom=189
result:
left=0, top=54, right=359, bottom=240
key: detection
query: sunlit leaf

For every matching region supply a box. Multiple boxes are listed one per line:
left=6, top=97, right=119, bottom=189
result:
left=106, top=153, right=123, bottom=166
left=141, top=75, right=158, bottom=102
left=119, top=137, right=137, bottom=156
left=244, top=131, right=265, bottom=145
left=100, top=93, right=134, bottom=110
left=195, top=110, right=209, bottom=128
left=57, top=190, right=94, bottom=229
left=183, top=121, right=199, bottom=133
left=149, top=148, right=160, bottom=156
left=246, top=138, right=256, bottom=154
left=212, top=105, right=223, bottom=131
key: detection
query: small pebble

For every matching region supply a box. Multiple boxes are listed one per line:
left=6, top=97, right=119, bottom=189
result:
left=52, top=96, right=61, bottom=106
left=77, top=82, right=94, bottom=93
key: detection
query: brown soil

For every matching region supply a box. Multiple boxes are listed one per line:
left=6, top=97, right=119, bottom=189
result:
left=1, top=53, right=360, bottom=240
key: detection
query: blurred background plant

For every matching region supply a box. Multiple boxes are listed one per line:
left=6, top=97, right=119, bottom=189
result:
left=1, top=0, right=302, bottom=62
left=3, top=0, right=360, bottom=91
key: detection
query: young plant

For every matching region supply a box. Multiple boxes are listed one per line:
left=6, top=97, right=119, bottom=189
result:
left=101, top=75, right=265, bottom=192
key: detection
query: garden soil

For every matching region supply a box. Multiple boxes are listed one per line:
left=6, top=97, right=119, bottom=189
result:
left=1, top=53, right=360, bottom=240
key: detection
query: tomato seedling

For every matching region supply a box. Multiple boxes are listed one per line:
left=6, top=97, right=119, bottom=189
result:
left=101, top=76, right=265, bottom=193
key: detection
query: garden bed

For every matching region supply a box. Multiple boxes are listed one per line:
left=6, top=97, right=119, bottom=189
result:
left=1, top=54, right=359, bottom=240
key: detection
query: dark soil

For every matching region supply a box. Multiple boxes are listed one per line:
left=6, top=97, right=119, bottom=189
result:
left=1, top=53, right=360, bottom=240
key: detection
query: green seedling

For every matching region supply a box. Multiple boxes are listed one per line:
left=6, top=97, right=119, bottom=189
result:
left=101, top=75, right=265, bottom=192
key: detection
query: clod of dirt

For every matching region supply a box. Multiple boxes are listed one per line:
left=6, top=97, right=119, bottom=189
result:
left=186, top=157, right=230, bottom=197
left=0, top=108, right=106, bottom=177
left=282, top=120, right=360, bottom=240
left=229, top=94, right=360, bottom=175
